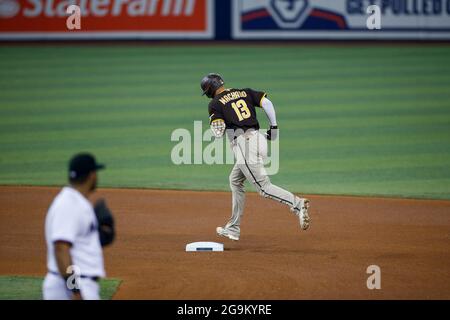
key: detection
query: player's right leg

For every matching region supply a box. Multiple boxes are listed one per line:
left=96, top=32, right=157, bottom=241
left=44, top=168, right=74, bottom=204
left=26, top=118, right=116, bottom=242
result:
left=217, top=163, right=246, bottom=241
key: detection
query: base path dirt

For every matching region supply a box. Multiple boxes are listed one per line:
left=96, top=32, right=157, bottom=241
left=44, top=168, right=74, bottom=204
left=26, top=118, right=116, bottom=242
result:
left=0, top=186, right=449, bottom=299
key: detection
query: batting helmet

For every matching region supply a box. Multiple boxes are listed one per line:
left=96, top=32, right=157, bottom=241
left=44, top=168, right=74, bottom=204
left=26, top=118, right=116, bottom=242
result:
left=201, top=73, right=224, bottom=98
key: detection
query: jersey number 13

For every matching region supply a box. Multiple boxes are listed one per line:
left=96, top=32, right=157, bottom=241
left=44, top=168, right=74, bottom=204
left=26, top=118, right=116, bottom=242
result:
left=231, top=100, right=251, bottom=121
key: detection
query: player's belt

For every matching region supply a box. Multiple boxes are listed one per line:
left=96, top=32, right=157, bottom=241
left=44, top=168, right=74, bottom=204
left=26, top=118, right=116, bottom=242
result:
left=48, top=270, right=100, bottom=282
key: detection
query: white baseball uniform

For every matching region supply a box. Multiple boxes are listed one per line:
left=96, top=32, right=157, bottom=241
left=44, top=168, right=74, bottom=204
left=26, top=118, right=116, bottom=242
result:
left=43, top=186, right=105, bottom=300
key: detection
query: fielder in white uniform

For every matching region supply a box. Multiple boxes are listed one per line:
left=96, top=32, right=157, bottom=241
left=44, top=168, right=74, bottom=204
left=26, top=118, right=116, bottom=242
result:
left=43, top=153, right=114, bottom=300
left=201, top=74, right=311, bottom=241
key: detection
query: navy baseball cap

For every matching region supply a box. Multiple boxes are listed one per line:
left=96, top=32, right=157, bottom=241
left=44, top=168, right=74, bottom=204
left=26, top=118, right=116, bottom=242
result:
left=69, top=153, right=105, bottom=179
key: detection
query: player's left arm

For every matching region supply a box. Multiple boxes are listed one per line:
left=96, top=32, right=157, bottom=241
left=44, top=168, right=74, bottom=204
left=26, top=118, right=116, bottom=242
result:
left=261, top=97, right=278, bottom=127
left=261, top=97, right=278, bottom=141
left=246, top=88, right=279, bottom=140
left=250, top=88, right=279, bottom=140
left=246, top=88, right=277, bottom=129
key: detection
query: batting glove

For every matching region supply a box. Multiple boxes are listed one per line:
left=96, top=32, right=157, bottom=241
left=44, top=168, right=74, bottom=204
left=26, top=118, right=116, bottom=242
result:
left=266, top=125, right=278, bottom=141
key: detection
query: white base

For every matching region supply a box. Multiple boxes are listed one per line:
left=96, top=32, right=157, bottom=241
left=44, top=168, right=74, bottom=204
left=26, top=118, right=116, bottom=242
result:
left=186, top=242, right=224, bottom=252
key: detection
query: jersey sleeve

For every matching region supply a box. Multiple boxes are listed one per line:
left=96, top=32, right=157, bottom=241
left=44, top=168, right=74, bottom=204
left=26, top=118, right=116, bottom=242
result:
left=208, top=101, right=225, bottom=124
left=246, top=88, right=267, bottom=108
left=49, top=206, right=82, bottom=244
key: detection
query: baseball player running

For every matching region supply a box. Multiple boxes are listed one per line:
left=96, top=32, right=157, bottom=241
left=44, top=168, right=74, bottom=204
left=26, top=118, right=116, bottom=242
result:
left=43, top=153, right=115, bottom=300
left=201, top=73, right=310, bottom=241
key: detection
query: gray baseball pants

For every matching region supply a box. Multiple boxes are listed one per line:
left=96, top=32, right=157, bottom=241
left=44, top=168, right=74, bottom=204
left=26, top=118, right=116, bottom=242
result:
left=223, top=130, right=301, bottom=237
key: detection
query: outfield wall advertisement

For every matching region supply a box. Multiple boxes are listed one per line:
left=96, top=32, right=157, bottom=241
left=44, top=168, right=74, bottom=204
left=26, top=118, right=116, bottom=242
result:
left=1, top=0, right=450, bottom=40
left=233, top=0, right=450, bottom=40
left=0, top=0, right=214, bottom=39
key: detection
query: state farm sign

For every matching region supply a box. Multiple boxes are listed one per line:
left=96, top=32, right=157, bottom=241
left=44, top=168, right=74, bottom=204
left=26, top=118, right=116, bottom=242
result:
left=0, top=0, right=214, bottom=39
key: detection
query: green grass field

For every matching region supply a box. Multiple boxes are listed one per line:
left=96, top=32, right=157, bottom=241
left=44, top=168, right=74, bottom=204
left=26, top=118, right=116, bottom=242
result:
left=1, top=45, right=450, bottom=199
left=0, top=276, right=120, bottom=300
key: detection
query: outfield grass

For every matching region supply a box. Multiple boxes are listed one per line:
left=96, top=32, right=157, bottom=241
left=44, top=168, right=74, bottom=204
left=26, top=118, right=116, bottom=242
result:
left=0, top=45, right=449, bottom=199
left=0, top=276, right=120, bottom=300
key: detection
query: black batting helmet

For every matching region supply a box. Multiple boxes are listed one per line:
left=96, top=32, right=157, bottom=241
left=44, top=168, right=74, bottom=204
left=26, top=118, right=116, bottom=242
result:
left=201, top=73, right=224, bottom=98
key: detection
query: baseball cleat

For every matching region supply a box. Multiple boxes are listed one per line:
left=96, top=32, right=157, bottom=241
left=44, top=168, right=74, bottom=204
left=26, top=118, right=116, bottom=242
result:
left=292, top=198, right=311, bottom=230
left=216, top=227, right=239, bottom=241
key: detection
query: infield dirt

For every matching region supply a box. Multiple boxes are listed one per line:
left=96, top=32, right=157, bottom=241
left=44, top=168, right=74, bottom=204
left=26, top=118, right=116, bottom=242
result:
left=0, top=186, right=449, bottom=299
